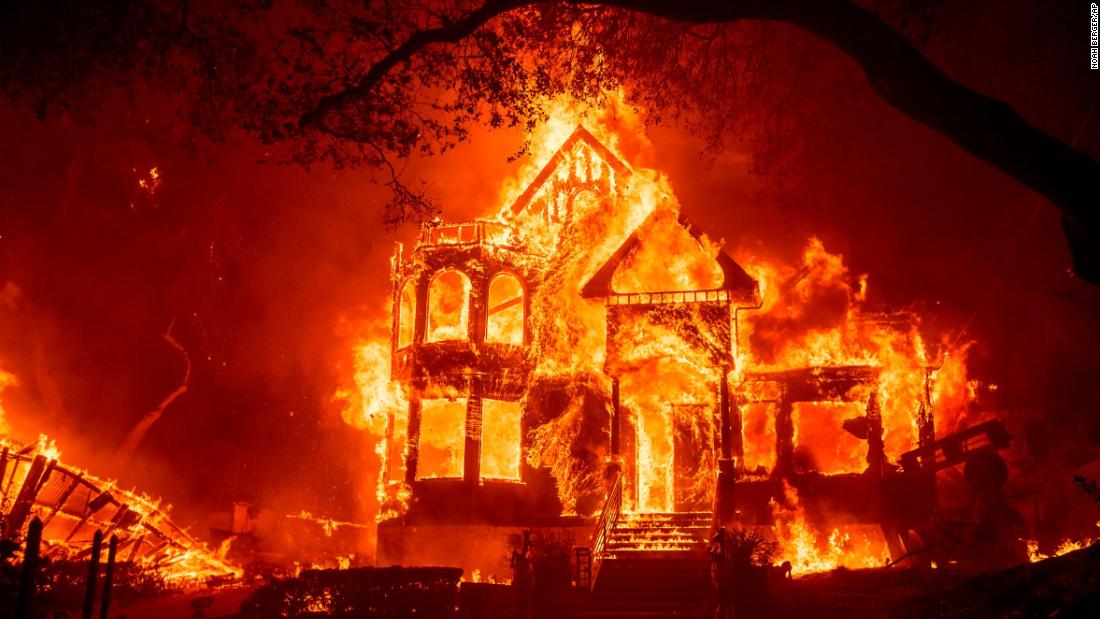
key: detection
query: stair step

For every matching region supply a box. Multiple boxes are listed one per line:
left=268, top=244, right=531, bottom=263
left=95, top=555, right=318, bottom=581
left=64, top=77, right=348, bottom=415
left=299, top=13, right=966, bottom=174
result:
left=588, top=513, right=713, bottom=617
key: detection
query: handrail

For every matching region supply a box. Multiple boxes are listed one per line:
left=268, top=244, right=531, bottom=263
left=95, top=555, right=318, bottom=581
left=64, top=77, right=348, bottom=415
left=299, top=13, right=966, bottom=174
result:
left=587, top=472, right=623, bottom=591
left=606, top=289, right=731, bottom=306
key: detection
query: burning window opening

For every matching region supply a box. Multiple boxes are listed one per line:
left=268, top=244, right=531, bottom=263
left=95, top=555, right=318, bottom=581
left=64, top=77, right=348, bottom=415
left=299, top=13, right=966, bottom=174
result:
left=486, top=274, right=526, bottom=345
left=426, top=269, right=471, bottom=343
left=415, top=398, right=467, bottom=480
left=480, top=399, right=522, bottom=481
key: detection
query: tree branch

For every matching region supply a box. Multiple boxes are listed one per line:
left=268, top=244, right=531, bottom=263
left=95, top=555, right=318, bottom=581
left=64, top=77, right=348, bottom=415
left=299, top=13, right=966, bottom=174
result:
left=298, top=0, right=536, bottom=130
left=109, top=319, right=192, bottom=473
left=298, top=0, right=1100, bottom=283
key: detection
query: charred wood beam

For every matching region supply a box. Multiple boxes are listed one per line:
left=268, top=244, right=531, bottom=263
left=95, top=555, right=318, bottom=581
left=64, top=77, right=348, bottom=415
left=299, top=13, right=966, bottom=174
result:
left=774, top=392, right=794, bottom=477
left=41, top=476, right=83, bottom=528
left=719, top=371, right=732, bottom=461
left=865, top=391, right=885, bottom=478
left=610, top=377, right=621, bottom=456
left=404, top=397, right=423, bottom=485
left=4, top=455, right=47, bottom=538
left=126, top=534, right=146, bottom=562
left=487, top=295, right=523, bottom=315
left=464, top=395, right=483, bottom=483
left=64, top=492, right=116, bottom=544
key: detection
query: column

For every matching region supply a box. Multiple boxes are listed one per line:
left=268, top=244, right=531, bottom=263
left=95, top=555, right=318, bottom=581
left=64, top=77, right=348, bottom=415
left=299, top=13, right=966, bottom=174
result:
left=715, top=368, right=737, bottom=526
left=611, top=377, right=621, bottom=456
left=464, top=395, right=483, bottom=483
left=404, top=396, right=422, bottom=485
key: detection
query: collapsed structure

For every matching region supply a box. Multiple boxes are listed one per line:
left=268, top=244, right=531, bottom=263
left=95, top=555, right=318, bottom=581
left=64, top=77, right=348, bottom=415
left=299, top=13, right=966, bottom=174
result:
left=0, top=436, right=238, bottom=583
left=366, top=124, right=1010, bottom=580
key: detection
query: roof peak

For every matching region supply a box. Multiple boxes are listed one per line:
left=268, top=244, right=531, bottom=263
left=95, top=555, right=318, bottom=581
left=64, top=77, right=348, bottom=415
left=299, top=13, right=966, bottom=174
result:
left=504, top=124, right=632, bottom=218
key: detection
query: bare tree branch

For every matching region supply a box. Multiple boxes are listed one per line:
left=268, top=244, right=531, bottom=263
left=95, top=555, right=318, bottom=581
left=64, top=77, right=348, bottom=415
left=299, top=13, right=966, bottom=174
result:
left=297, top=0, right=1100, bottom=283
left=110, top=319, right=192, bottom=472
left=298, top=0, right=536, bottom=131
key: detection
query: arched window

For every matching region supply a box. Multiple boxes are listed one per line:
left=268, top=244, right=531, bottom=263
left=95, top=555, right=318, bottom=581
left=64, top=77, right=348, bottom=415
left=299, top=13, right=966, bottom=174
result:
left=426, top=270, right=471, bottom=342
left=485, top=273, right=525, bottom=345
left=397, top=280, right=416, bottom=349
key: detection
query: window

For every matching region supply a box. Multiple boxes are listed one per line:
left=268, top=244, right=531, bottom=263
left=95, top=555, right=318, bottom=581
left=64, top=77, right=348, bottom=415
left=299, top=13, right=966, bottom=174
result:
left=416, top=398, right=466, bottom=479
left=480, top=399, right=521, bottom=480
left=397, top=280, right=416, bottom=349
left=485, top=273, right=525, bottom=345
left=426, top=270, right=471, bottom=342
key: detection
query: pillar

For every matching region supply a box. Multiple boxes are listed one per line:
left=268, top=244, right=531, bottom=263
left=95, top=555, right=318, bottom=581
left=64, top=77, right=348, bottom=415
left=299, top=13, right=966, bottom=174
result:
left=866, top=391, right=885, bottom=478
left=715, top=368, right=737, bottom=526
left=611, top=377, right=621, bottom=456
left=775, top=390, right=794, bottom=477
left=404, top=396, right=422, bottom=485
left=464, top=395, right=483, bottom=483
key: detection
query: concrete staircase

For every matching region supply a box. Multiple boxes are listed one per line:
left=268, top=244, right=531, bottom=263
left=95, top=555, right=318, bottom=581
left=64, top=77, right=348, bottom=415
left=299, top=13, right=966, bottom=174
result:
left=585, top=512, right=712, bottom=618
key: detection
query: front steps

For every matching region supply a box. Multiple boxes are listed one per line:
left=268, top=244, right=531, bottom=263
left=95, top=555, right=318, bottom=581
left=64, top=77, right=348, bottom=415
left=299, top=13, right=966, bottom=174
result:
left=584, top=512, right=712, bottom=618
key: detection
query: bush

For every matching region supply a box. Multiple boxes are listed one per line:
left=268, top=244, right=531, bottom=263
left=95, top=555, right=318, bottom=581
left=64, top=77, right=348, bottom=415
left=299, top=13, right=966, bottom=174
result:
left=239, top=566, right=462, bottom=619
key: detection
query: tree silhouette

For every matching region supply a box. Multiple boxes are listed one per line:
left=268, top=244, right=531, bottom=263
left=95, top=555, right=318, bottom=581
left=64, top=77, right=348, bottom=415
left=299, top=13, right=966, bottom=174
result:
left=2, top=0, right=1095, bottom=282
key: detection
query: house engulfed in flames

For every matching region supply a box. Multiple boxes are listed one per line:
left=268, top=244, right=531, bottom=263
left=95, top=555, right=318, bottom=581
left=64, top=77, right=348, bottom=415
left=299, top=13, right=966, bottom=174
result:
left=364, top=122, right=992, bottom=578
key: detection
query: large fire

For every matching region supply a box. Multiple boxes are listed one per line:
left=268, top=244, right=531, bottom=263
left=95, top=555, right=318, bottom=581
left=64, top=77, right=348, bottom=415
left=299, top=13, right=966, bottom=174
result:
left=341, top=94, right=1005, bottom=574
left=0, top=431, right=240, bottom=586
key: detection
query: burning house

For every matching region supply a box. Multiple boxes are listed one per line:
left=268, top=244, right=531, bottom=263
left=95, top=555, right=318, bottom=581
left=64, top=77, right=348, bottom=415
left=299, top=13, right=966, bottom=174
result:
left=365, top=120, right=1016, bottom=586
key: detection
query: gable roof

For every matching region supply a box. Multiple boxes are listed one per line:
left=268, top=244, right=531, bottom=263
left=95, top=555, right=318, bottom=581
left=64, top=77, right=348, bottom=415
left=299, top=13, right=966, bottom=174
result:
left=580, top=210, right=759, bottom=305
left=505, top=125, right=632, bottom=218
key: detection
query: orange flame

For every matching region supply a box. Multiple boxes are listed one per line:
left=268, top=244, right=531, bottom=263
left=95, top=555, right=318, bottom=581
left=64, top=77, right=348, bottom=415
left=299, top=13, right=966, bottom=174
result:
left=340, top=93, right=977, bottom=574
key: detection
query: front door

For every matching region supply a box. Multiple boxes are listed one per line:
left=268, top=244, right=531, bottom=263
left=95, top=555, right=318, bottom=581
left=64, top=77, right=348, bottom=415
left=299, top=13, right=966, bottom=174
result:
left=621, top=360, right=718, bottom=513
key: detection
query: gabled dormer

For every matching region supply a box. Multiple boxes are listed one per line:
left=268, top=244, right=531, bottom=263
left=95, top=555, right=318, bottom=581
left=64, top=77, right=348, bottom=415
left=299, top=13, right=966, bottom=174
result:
left=581, top=207, right=759, bottom=307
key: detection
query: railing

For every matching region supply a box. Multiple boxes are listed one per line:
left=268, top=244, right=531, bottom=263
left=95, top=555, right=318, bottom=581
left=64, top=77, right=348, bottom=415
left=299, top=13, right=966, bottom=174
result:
left=417, top=220, right=516, bottom=248
left=606, top=289, right=730, bottom=306
left=576, top=472, right=622, bottom=591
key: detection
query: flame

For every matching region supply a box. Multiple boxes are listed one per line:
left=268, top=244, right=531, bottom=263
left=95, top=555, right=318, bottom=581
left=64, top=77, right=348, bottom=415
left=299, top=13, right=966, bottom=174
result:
left=1025, top=521, right=1100, bottom=562
left=0, top=434, right=240, bottom=586
left=338, top=93, right=977, bottom=575
left=338, top=333, right=411, bottom=521
left=36, top=433, right=62, bottom=461
left=771, top=481, right=889, bottom=573
left=0, top=369, right=17, bottom=436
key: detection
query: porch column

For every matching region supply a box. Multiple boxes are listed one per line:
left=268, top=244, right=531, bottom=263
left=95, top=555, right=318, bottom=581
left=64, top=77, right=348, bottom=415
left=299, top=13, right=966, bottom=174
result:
left=865, top=391, right=885, bottom=479
left=611, top=377, right=621, bottom=456
left=715, top=368, right=737, bottom=526
left=404, top=395, right=422, bottom=484
left=775, top=388, right=794, bottom=477
left=464, top=395, right=483, bottom=483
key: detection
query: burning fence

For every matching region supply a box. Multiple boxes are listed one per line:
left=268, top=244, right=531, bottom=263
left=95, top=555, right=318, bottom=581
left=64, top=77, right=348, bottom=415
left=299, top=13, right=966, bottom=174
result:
left=338, top=99, right=1032, bottom=577
left=0, top=435, right=239, bottom=586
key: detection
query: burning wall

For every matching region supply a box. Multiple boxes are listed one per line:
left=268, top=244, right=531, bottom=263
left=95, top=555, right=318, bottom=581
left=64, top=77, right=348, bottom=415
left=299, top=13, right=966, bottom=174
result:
left=347, top=100, right=985, bottom=573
